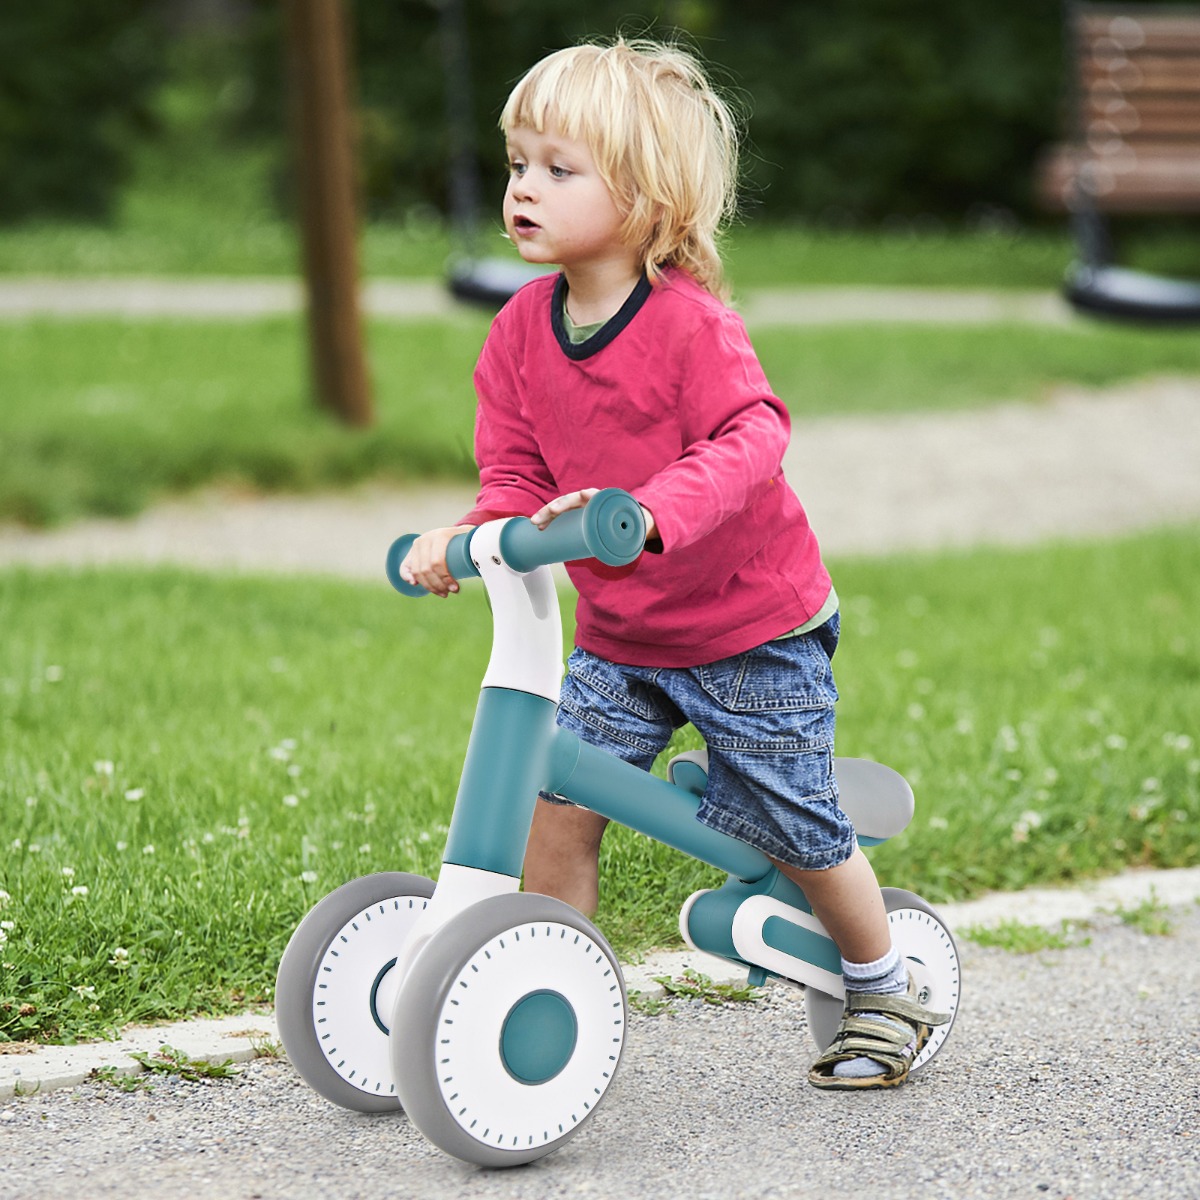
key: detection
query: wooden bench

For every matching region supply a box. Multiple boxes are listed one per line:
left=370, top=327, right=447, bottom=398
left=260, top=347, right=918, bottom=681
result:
left=1039, top=3, right=1200, bottom=213
left=1037, top=3, right=1200, bottom=320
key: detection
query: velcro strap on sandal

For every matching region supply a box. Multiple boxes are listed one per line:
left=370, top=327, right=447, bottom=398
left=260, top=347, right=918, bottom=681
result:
left=846, top=990, right=949, bottom=1028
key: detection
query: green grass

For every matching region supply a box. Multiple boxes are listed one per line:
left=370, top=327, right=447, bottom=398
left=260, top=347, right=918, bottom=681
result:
left=2, top=526, right=1196, bottom=1042
left=0, top=316, right=488, bottom=525
left=5, top=314, right=1200, bottom=527
left=7, top=215, right=1200, bottom=292
left=961, top=920, right=1090, bottom=954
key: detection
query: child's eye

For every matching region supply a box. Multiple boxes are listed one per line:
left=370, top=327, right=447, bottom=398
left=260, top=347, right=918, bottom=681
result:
left=548, top=164, right=571, bottom=179
left=508, top=160, right=527, bottom=176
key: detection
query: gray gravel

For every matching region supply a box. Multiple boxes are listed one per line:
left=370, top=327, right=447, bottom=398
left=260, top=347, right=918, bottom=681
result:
left=4, top=905, right=1198, bottom=1200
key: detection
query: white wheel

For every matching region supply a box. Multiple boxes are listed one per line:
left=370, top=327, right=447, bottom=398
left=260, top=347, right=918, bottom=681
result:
left=805, top=887, right=960, bottom=1073
left=275, top=872, right=434, bottom=1111
left=390, top=893, right=627, bottom=1167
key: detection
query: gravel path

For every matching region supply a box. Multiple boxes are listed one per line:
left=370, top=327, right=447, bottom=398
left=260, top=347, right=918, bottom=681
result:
left=1, top=376, right=1197, bottom=578
left=3, top=904, right=1198, bottom=1200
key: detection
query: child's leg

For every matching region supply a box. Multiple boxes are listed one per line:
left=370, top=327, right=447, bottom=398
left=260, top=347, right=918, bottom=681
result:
left=524, top=798, right=610, bottom=917
left=776, top=846, right=890, bottom=962
left=784, top=848, right=948, bottom=1088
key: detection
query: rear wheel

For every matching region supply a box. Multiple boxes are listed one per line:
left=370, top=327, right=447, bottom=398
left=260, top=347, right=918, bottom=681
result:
left=275, top=872, right=435, bottom=1111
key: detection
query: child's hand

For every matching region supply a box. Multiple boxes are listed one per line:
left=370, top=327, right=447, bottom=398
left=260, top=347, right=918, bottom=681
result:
left=399, top=525, right=475, bottom=597
left=531, top=490, right=658, bottom=542
left=530, top=489, right=600, bottom=529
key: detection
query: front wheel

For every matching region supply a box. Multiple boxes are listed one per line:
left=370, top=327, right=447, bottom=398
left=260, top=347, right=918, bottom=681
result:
left=275, top=871, right=435, bottom=1112
left=390, top=892, right=627, bottom=1167
left=805, top=887, right=960, bottom=1074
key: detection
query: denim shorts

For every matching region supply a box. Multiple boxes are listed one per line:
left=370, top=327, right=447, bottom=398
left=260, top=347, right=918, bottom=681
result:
left=545, top=615, right=856, bottom=871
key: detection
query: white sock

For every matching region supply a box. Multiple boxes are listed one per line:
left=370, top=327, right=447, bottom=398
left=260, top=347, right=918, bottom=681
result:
left=831, top=947, right=910, bottom=1079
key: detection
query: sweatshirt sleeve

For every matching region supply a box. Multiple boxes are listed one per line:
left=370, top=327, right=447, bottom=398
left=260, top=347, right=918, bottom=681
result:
left=459, top=321, right=560, bottom=526
left=631, top=307, right=791, bottom=553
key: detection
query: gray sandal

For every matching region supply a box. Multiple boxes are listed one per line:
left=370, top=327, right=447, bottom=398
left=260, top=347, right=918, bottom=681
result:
left=808, top=985, right=949, bottom=1091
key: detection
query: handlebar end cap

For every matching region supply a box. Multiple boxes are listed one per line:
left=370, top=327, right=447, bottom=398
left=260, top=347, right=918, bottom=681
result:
left=583, top=488, right=647, bottom=567
left=385, top=534, right=428, bottom=597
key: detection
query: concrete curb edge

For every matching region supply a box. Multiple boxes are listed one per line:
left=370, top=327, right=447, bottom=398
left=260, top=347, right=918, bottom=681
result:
left=3, top=865, right=1197, bottom=1101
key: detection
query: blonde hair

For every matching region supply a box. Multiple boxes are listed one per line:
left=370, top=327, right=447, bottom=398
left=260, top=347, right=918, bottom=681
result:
left=500, top=37, right=741, bottom=298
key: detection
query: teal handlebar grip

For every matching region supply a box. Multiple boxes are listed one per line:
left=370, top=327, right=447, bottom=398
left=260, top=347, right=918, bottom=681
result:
left=385, top=489, right=645, bottom=597
left=385, top=530, right=479, bottom=598
left=498, top=489, right=646, bottom=571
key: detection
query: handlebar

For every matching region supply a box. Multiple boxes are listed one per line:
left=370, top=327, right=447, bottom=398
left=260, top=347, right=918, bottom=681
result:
left=385, top=488, right=647, bottom=598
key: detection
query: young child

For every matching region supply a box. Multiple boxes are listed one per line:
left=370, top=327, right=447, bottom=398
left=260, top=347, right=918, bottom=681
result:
left=400, top=37, right=946, bottom=1090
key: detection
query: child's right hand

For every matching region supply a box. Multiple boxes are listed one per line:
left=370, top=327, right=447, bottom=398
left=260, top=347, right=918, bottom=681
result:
left=399, top=525, right=475, bottom=597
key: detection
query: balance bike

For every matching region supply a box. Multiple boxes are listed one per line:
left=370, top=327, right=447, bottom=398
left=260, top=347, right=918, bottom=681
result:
left=275, top=489, right=961, bottom=1167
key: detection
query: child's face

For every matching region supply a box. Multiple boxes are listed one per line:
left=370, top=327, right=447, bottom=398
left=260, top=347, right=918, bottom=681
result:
left=503, top=126, right=634, bottom=277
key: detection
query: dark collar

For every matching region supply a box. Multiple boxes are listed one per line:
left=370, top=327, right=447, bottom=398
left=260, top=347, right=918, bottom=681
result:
left=551, top=272, right=653, bottom=361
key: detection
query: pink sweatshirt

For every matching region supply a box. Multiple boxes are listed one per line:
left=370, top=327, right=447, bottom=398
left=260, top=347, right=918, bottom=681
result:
left=461, top=269, right=832, bottom=668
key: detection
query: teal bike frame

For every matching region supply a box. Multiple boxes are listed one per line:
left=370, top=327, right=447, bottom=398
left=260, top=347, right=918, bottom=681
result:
left=386, top=490, right=889, bottom=996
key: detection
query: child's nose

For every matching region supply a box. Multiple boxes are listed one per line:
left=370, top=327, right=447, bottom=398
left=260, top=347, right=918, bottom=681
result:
left=509, top=174, right=536, bottom=203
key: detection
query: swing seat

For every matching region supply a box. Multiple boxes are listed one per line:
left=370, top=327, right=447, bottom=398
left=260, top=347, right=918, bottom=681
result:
left=448, top=257, right=543, bottom=308
left=1065, top=263, right=1200, bottom=324
left=1036, top=4, right=1200, bottom=326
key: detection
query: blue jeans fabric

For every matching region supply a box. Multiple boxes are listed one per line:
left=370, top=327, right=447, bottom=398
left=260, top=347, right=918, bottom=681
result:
left=546, top=615, right=856, bottom=871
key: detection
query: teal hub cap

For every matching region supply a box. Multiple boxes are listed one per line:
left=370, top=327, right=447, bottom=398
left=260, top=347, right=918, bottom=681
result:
left=499, top=990, right=578, bottom=1084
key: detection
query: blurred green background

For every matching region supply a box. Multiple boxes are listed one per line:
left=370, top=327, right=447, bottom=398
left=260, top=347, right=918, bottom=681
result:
left=1, top=1, right=1197, bottom=1043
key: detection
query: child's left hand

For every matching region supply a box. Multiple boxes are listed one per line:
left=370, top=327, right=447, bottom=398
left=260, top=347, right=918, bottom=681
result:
left=531, top=490, right=658, bottom=541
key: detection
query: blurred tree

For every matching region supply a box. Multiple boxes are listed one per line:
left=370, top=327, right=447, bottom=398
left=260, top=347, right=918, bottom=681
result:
left=713, top=0, right=1063, bottom=222
left=0, top=0, right=1075, bottom=228
left=0, top=4, right=167, bottom=222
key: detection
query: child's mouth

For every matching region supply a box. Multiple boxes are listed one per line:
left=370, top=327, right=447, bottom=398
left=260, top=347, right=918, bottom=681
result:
left=513, top=215, right=541, bottom=234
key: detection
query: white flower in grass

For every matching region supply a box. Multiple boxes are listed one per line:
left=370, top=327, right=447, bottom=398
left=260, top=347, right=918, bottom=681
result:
left=269, top=746, right=290, bottom=761
left=109, top=947, right=130, bottom=970
left=124, top=787, right=144, bottom=802
left=0, top=921, right=13, bottom=932
left=928, top=816, right=949, bottom=831
left=71, top=886, right=89, bottom=898
left=116, top=841, right=128, bottom=852
left=1105, top=734, right=1128, bottom=751
left=70, top=984, right=95, bottom=998
left=94, top=760, right=114, bottom=777
left=142, top=844, right=155, bottom=856
left=1011, top=810, right=1043, bottom=843
left=282, top=794, right=300, bottom=808
left=0, top=889, right=10, bottom=908
left=61, top=867, right=75, bottom=880
left=357, top=844, right=371, bottom=855
left=44, top=665, right=63, bottom=683
left=1163, top=732, right=1193, bottom=752
left=0, top=929, right=6, bottom=948
left=299, top=871, right=318, bottom=884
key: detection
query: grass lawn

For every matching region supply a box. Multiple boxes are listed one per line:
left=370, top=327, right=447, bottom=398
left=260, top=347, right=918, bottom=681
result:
left=7, top=215, right=1200, bottom=293
left=2, top=526, right=1196, bottom=1042
left=4, top=314, right=1200, bottom=527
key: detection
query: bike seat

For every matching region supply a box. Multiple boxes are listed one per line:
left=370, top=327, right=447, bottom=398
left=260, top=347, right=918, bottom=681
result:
left=667, top=751, right=914, bottom=844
